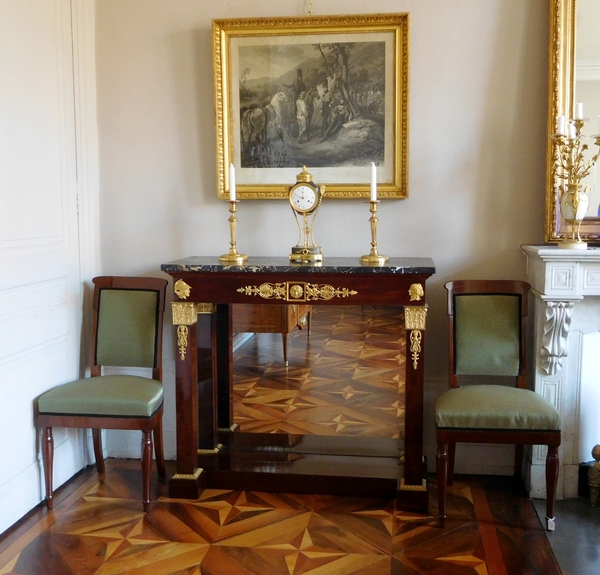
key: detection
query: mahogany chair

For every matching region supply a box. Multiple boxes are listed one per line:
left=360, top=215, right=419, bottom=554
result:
left=37, top=276, right=168, bottom=512
left=436, top=280, right=561, bottom=531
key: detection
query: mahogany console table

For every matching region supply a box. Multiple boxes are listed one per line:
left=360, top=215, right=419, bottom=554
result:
left=161, top=256, right=435, bottom=511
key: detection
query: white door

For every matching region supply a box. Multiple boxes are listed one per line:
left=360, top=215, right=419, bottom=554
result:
left=0, top=0, right=96, bottom=533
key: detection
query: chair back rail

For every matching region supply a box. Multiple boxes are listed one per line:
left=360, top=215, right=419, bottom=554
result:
left=91, top=276, right=167, bottom=380
left=446, top=280, right=530, bottom=389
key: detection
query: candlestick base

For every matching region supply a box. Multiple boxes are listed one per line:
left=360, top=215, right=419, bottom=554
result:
left=219, top=252, right=248, bottom=264
left=557, top=240, right=588, bottom=250
left=360, top=253, right=389, bottom=266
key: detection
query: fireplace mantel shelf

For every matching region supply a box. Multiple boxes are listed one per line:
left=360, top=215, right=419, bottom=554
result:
left=522, top=245, right=600, bottom=374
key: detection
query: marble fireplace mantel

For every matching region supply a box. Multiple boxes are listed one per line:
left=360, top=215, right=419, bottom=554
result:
left=522, top=245, right=600, bottom=499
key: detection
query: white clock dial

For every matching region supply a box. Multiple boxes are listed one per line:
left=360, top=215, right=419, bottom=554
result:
left=291, top=185, right=317, bottom=212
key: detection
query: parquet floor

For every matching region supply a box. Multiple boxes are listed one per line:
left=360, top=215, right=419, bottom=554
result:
left=0, top=460, right=560, bottom=575
left=0, top=305, right=561, bottom=574
left=233, top=306, right=405, bottom=438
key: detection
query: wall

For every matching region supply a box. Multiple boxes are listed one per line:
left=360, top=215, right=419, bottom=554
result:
left=96, top=0, right=549, bottom=473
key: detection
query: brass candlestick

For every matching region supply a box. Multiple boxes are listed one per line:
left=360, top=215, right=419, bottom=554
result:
left=219, top=200, right=247, bottom=264
left=360, top=200, right=389, bottom=266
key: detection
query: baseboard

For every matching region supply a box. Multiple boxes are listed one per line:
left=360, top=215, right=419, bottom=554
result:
left=0, top=434, right=86, bottom=535
left=106, top=428, right=177, bottom=460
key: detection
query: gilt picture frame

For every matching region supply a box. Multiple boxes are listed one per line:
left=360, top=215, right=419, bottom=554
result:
left=213, top=13, right=409, bottom=200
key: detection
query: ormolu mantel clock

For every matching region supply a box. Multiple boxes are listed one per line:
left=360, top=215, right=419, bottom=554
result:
left=288, top=166, right=325, bottom=263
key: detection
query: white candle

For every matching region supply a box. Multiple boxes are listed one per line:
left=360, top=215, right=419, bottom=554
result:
left=568, top=123, right=576, bottom=139
left=370, top=162, right=377, bottom=202
left=574, top=101, right=584, bottom=120
left=229, top=163, right=236, bottom=201
left=597, top=114, right=600, bottom=135
left=557, top=115, right=566, bottom=136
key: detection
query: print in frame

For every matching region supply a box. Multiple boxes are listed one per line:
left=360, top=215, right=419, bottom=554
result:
left=213, top=13, right=409, bottom=199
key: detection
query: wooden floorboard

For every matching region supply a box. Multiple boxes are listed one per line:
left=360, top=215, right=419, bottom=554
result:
left=0, top=461, right=560, bottom=575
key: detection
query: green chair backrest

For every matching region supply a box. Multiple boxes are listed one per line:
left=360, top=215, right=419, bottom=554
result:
left=95, top=288, right=160, bottom=368
left=454, top=294, right=521, bottom=376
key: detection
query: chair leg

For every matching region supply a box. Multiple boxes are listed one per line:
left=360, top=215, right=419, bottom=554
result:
left=141, top=430, right=153, bottom=512
left=154, top=418, right=166, bottom=477
left=437, top=441, right=448, bottom=527
left=447, top=443, right=456, bottom=486
left=545, top=445, right=560, bottom=531
left=513, top=444, right=524, bottom=493
left=42, top=427, right=54, bottom=510
left=92, top=429, right=105, bottom=474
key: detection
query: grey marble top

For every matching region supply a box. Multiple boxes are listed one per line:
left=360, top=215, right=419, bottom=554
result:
left=161, top=256, right=435, bottom=275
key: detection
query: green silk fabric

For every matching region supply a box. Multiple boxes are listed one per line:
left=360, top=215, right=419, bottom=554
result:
left=38, top=375, right=163, bottom=418
left=436, top=385, right=561, bottom=431
left=96, top=289, right=158, bottom=368
left=454, top=294, right=520, bottom=376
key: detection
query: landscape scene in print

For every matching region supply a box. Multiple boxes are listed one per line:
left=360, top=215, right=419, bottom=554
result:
left=238, top=41, right=386, bottom=169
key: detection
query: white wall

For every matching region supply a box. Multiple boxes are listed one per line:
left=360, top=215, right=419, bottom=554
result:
left=96, top=0, right=549, bottom=472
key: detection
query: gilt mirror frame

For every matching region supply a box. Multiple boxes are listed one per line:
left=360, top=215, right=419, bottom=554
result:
left=547, top=0, right=600, bottom=242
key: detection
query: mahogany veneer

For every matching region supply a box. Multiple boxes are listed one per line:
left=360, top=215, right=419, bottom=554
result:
left=161, top=256, right=434, bottom=511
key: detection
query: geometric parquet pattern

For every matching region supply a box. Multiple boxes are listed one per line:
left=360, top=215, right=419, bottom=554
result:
left=0, top=460, right=561, bottom=575
left=0, top=308, right=560, bottom=574
left=233, top=306, right=406, bottom=438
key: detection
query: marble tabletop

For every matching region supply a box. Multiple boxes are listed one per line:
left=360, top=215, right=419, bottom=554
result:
left=161, top=256, right=435, bottom=275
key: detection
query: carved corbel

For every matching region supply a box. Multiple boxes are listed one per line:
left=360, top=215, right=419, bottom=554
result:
left=404, top=305, right=428, bottom=369
left=540, top=300, right=574, bottom=375
left=171, top=302, right=215, bottom=360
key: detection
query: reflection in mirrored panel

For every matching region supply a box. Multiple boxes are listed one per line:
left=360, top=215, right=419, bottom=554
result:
left=575, top=0, right=600, bottom=218
left=232, top=305, right=406, bottom=439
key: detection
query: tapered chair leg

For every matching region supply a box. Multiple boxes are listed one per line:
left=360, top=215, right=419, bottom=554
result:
left=437, top=441, right=448, bottom=527
left=514, top=444, right=524, bottom=478
left=154, top=418, right=165, bottom=476
left=42, top=427, right=54, bottom=510
left=512, top=444, right=524, bottom=494
left=545, top=445, right=560, bottom=531
left=141, top=430, right=153, bottom=512
left=447, top=443, right=456, bottom=486
left=92, top=428, right=105, bottom=474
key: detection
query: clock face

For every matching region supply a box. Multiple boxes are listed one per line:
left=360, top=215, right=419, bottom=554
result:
left=290, top=184, right=317, bottom=212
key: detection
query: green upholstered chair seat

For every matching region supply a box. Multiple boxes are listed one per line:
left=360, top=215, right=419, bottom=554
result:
left=38, top=375, right=163, bottom=418
left=436, top=385, right=561, bottom=431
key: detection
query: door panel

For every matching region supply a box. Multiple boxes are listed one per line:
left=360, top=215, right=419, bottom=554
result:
left=0, top=0, right=85, bottom=534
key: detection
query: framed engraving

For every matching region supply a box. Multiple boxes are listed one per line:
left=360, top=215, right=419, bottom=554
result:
left=213, top=13, right=409, bottom=199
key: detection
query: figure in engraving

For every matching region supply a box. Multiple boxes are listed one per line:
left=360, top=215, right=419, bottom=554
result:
left=296, top=92, right=309, bottom=144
